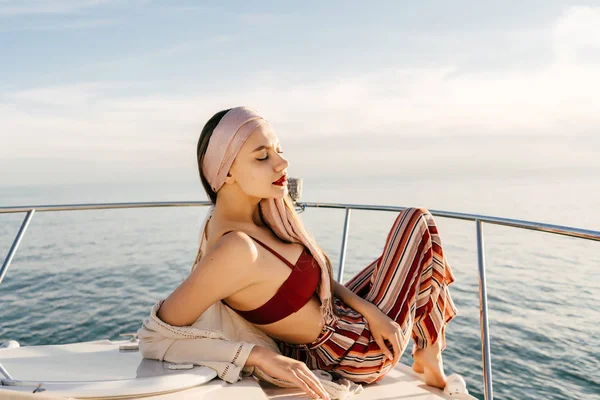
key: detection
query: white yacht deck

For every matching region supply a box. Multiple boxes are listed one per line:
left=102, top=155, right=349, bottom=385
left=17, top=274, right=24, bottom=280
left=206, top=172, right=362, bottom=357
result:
left=0, top=339, right=474, bottom=399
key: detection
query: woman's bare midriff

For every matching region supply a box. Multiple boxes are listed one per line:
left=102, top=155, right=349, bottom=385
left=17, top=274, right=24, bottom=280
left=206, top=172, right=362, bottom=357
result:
left=248, top=295, right=325, bottom=344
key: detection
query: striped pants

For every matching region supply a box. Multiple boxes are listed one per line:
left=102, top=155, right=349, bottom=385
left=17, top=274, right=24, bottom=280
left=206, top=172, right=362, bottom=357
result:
left=275, top=207, right=458, bottom=384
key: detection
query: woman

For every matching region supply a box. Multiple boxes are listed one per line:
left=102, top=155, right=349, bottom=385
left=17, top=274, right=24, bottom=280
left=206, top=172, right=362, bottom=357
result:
left=157, top=106, right=457, bottom=399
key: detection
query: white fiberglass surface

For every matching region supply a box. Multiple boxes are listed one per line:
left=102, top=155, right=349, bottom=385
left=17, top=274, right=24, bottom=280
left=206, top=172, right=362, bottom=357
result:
left=0, top=340, right=478, bottom=400
left=0, top=340, right=211, bottom=382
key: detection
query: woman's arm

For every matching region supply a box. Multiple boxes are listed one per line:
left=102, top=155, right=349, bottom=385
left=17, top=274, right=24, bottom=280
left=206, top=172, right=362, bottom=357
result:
left=332, top=280, right=379, bottom=317
left=158, top=231, right=258, bottom=326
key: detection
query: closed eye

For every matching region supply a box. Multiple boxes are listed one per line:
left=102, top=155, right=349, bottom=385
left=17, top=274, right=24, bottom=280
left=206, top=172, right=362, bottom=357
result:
left=258, top=151, right=284, bottom=161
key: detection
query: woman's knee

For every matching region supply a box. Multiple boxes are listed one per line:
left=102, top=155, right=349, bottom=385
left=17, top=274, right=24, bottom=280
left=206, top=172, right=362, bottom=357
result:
left=394, top=207, right=432, bottom=229
left=402, top=206, right=431, bottom=217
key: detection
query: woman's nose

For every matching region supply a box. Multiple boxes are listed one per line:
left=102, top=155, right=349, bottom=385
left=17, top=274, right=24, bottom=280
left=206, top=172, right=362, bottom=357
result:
left=276, top=154, right=289, bottom=171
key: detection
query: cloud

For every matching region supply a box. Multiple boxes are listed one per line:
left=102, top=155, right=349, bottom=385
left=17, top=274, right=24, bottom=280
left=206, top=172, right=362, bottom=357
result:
left=0, top=17, right=119, bottom=31
left=85, top=35, right=237, bottom=70
left=0, top=0, right=121, bottom=16
left=553, top=6, right=600, bottom=64
left=1, top=6, right=599, bottom=185
left=235, top=12, right=291, bottom=26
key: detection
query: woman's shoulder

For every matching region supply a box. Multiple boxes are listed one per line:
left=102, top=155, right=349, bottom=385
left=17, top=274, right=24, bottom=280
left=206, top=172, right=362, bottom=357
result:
left=207, top=226, right=255, bottom=248
left=203, top=230, right=260, bottom=270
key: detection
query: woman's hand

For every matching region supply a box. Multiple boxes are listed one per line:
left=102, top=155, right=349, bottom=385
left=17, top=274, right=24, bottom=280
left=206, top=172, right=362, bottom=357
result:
left=247, top=346, right=331, bottom=400
left=363, top=306, right=403, bottom=368
left=331, top=281, right=404, bottom=368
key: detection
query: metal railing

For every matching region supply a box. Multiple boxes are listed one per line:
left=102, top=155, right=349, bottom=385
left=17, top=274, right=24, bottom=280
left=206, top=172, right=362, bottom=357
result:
left=1, top=200, right=599, bottom=400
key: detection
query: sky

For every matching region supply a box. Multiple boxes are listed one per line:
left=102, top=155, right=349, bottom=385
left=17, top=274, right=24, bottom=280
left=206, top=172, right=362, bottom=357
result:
left=1, top=0, right=599, bottom=186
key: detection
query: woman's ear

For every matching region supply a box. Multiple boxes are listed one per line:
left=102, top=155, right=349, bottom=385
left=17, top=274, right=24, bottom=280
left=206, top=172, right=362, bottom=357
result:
left=224, top=171, right=235, bottom=185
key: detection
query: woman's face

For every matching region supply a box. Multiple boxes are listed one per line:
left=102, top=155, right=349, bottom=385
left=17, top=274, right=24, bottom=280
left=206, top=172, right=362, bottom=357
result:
left=226, top=123, right=289, bottom=199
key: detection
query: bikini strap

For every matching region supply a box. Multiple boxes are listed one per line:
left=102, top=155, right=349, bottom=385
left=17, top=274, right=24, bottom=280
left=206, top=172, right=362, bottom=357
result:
left=222, top=231, right=294, bottom=269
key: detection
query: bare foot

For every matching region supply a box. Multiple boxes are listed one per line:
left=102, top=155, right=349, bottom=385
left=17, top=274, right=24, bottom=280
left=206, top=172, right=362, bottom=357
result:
left=412, top=340, right=447, bottom=389
left=412, top=360, right=424, bottom=373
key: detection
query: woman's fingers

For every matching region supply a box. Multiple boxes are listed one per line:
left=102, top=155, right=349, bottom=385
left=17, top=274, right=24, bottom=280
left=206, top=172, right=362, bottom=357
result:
left=297, top=368, right=331, bottom=400
left=391, top=331, right=402, bottom=367
left=291, top=369, right=326, bottom=399
left=374, top=335, right=393, bottom=361
left=255, top=351, right=330, bottom=399
left=375, top=327, right=403, bottom=366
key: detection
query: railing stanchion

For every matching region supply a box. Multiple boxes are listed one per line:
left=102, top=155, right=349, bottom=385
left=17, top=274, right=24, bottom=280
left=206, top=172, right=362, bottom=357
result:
left=0, top=361, right=13, bottom=381
left=476, top=219, right=494, bottom=400
left=0, top=210, right=35, bottom=285
left=337, top=208, right=352, bottom=282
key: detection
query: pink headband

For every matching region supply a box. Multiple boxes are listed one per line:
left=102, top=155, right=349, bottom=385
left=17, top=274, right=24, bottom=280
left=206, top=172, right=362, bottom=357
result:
left=202, top=106, right=269, bottom=192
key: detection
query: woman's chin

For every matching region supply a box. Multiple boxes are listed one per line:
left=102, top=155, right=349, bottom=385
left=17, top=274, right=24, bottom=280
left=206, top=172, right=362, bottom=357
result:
left=269, top=185, right=288, bottom=198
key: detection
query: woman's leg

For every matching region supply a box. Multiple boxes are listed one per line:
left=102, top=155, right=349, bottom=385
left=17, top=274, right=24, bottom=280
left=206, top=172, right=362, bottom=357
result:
left=344, top=207, right=457, bottom=386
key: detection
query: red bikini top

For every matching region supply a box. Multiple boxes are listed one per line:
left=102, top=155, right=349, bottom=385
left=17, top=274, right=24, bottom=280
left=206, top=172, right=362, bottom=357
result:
left=221, top=231, right=321, bottom=325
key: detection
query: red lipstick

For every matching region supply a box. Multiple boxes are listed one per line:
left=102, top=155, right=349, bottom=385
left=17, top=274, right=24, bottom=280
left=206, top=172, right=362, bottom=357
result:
left=272, top=174, right=287, bottom=186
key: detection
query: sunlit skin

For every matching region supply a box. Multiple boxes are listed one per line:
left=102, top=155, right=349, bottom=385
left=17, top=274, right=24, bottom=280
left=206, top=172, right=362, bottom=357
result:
left=157, top=123, right=448, bottom=397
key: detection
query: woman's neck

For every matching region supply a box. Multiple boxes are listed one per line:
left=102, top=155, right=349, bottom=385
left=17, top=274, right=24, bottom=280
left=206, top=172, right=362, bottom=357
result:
left=212, top=184, right=263, bottom=223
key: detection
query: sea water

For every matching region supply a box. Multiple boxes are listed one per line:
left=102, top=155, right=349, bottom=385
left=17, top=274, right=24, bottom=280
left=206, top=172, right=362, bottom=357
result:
left=1, top=175, right=598, bottom=400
